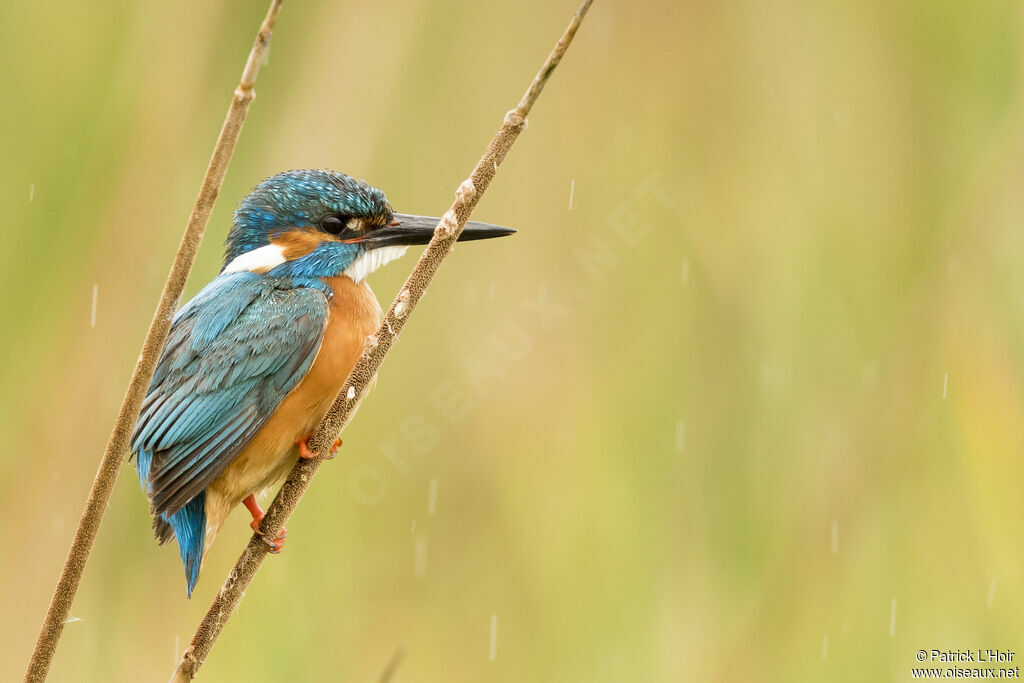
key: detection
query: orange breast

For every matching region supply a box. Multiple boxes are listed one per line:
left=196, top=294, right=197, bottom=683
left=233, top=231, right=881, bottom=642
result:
left=203, top=276, right=382, bottom=542
left=287, top=276, right=383, bottom=427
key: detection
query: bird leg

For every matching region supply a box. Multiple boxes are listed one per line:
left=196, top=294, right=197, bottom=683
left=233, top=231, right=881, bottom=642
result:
left=242, top=493, right=286, bottom=553
left=295, top=436, right=342, bottom=460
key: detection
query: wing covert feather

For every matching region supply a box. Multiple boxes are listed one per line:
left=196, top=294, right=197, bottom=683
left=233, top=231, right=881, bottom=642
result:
left=131, top=272, right=328, bottom=517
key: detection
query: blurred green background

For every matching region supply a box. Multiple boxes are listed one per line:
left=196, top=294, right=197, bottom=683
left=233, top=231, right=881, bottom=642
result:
left=3, top=0, right=1024, bottom=681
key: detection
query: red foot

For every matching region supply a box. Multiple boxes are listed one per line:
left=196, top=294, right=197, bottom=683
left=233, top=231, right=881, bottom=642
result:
left=295, top=436, right=342, bottom=460
left=243, top=494, right=286, bottom=553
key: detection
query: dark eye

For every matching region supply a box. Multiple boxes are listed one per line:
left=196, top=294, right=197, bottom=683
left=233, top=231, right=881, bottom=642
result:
left=320, top=215, right=347, bottom=235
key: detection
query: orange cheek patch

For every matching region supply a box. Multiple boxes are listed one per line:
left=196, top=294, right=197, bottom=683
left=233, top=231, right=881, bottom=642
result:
left=270, top=229, right=333, bottom=260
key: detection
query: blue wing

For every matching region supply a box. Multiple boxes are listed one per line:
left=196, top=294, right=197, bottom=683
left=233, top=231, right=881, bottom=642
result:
left=131, top=272, right=328, bottom=588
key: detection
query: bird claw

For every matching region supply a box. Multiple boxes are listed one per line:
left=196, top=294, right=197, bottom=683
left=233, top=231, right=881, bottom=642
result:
left=264, top=532, right=286, bottom=554
left=296, top=438, right=316, bottom=459
left=250, top=517, right=286, bottom=553
left=326, top=437, right=342, bottom=460
left=295, top=436, right=342, bottom=460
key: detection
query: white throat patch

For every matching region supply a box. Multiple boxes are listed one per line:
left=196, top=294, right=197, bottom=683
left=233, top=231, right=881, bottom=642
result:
left=223, top=244, right=286, bottom=274
left=344, top=246, right=408, bottom=282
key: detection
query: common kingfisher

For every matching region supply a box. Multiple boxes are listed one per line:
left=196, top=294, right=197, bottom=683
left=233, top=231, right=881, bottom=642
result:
left=131, top=169, right=513, bottom=596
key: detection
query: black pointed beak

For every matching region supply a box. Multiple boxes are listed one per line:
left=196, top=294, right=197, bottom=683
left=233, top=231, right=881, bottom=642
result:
left=351, top=213, right=516, bottom=249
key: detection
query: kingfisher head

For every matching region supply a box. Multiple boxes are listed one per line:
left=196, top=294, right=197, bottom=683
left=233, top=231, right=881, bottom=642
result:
left=223, top=169, right=514, bottom=281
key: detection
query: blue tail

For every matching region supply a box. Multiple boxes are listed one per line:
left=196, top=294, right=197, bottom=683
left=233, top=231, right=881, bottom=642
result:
left=135, top=448, right=206, bottom=597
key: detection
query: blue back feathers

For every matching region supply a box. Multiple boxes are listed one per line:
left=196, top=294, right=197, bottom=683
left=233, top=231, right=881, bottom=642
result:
left=131, top=272, right=330, bottom=596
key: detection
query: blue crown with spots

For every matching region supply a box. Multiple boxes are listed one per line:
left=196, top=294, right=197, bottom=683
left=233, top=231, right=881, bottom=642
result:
left=225, top=169, right=391, bottom=265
